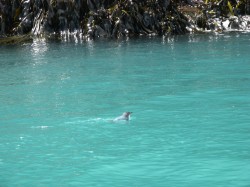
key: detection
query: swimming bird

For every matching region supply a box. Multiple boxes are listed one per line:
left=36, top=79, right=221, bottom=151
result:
left=113, top=112, right=132, bottom=121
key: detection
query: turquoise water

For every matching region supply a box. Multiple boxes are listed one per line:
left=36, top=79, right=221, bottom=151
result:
left=1, top=33, right=250, bottom=187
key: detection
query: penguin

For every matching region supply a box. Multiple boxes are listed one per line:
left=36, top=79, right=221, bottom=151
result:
left=113, top=112, right=132, bottom=121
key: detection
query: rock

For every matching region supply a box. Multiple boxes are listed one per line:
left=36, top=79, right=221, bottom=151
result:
left=222, top=19, right=230, bottom=29
left=87, top=0, right=97, bottom=12
left=1, top=0, right=250, bottom=40
left=162, top=0, right=170, bottom=10
left=143, top=12, right=152, bottom=28
left=94, top=25, right=107, bottom=37
left=0, top=16, right=6, bottom=36
left=32, top=9, right=43, bottom=35
left=122, top=14, right=133, bottom=32
left=207, top=19, right=215, bottom=30
left=14, top=12, right=33, bottom=34
left=240, top=15, right=250, bottom=30
left=101, top=19, right=112, bottom=36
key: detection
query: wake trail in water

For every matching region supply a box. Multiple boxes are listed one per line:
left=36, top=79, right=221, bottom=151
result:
left=64, top=117, right=115, bottom=125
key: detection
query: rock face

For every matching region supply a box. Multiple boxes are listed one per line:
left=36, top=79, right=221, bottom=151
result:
left=181, top=1, right=250, bottom=33
left=0, top=0, right=250, bottom=40
left=0, top=0, right=189, bottom=39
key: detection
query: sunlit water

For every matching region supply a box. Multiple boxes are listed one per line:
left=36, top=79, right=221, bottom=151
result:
left=1, top=33, right=250, bottom=187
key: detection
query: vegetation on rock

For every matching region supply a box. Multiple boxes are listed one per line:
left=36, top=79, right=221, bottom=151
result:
left=0, top=0, right=250, bottom=42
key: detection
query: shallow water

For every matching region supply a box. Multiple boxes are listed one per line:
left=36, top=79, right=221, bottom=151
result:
left=1, top=33, right=250, bottom=187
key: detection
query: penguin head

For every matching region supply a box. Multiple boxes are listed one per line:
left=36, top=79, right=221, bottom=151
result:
left=123, top=112, right=132, bottom=117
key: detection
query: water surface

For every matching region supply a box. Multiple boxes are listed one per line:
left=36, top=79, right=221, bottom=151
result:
left=1, top=33, right=250, bottom=187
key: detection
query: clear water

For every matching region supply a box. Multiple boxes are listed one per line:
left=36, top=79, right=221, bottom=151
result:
left=1, top=33, right=250, bottom=187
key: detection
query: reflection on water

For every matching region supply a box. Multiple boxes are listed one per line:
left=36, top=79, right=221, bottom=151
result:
left=31, top=38, right=48, bottom=64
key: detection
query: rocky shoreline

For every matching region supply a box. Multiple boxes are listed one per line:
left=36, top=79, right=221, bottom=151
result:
left=1, top=0, right=250, bottom=44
